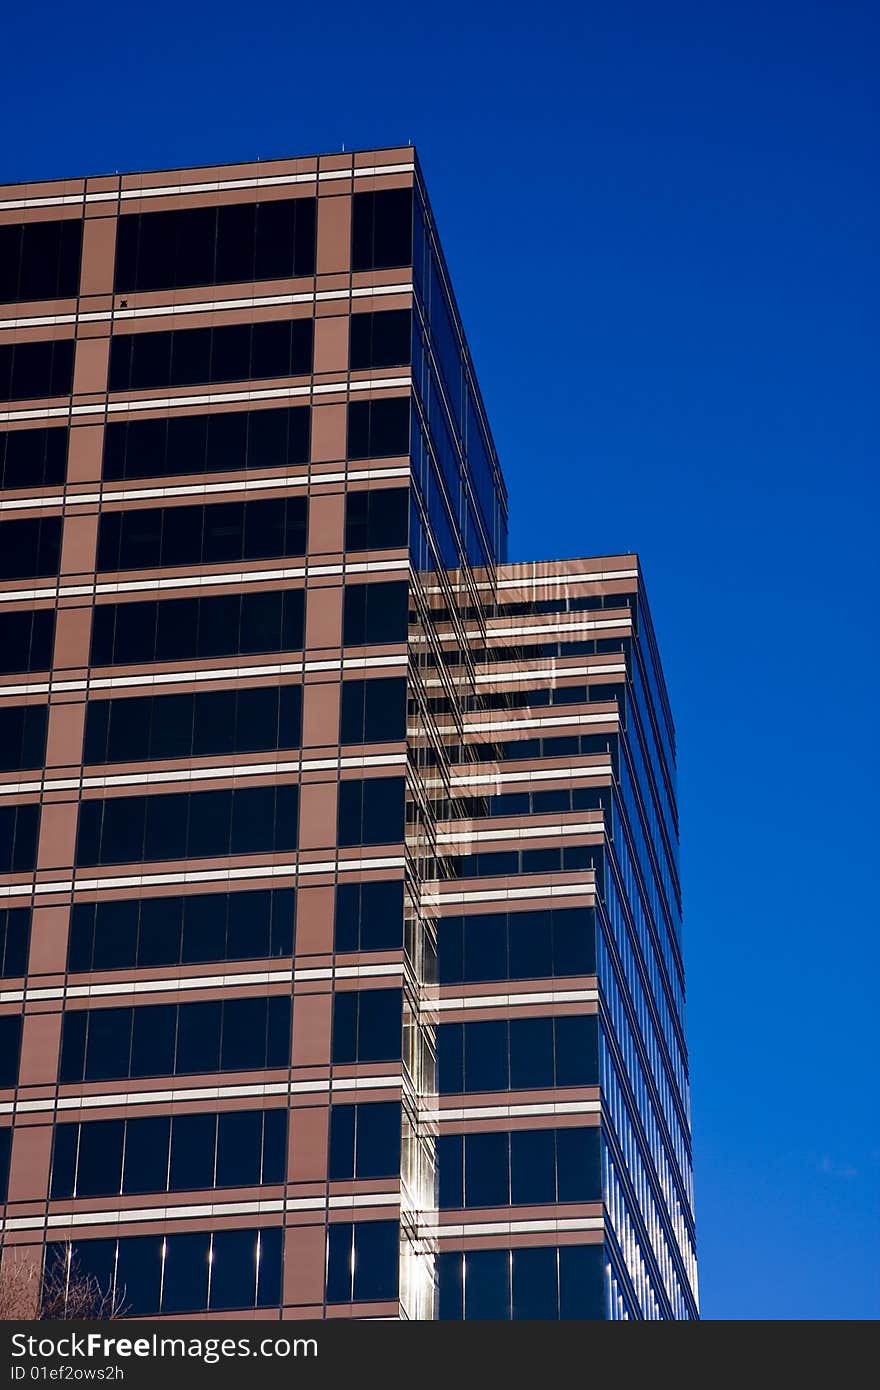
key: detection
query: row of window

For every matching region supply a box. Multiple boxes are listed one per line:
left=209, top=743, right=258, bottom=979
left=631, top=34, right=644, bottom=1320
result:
left=88, top=580, right=406, bottom=668
left=438, top=1125, right=601, bottom=1209
left=0, top=703, right=48, bottom=772
left=91, top=588, right=304, bottom=666
left=438, top=1014, right=599, bottom=1094
left=83, top=685, right=303, bottom=764
left=50, top=1108, right=287, bottom=1198
left=115, top=197, right=317, bottom=294
left=438, top=1244, right=604, bottom=1320
left=47, top=1227, right=603, bottom=1316
left=3, top=878, right=404, bottom=980
left=45, top=1229, right=282, bottom=1316
left=438, top=907, right=596, bottom=985
left=0, top=399, right=410, bottom=498
left=40, top=775, right=402, bottom=869
left=67, top=888, right=295, bottom=973
left=75, top=784, right=299, bottom=866
left=59, top=997, right=291, bottom=1083
left=0, top=218, right=83, bottom=305
left=1, top=187, right=411, bottom=313
left=102, top=406, right=310, bottom=481
left=108, top=319, right=314, bottom=393
left=96, top=496, right=308, bottom=572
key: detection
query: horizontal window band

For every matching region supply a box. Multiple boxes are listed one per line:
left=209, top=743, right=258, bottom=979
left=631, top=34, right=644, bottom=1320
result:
left=0, top=373, right=412, bottom=425
left=0, top=653, right=408, bottom=699
left=421, top=1216, right=604, bottom=1239
left=422, top=883, right=596, bottom=909
left=0, top=750, right=407, bottom=798
left=429, top=988, right=598, bottom=1013
left=0, top=854, right=406, bottom=900
left=2, top=1187, right=404, bottom=1233
left=435, top=822, right=604, bottom=848
left=0, top=961, right=404, bottom=1005
left=0, top=281, right=412, bottom=332
left=422, top=1099, right=602, bottom=1124
left=0, top=555, right=409, bottom=604
left=1, top=1071, right=406, bottom=1115
left=0, top=159, right=415, bottom=211
left=0, top=465, right=410, bottom=513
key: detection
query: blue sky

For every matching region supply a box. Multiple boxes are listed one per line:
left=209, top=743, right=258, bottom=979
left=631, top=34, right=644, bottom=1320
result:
left=4, top=0, right=878, bottom=1320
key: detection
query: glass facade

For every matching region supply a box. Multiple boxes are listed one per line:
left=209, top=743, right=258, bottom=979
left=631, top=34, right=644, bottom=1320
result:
left=0, top=147, right=695, bottom=1321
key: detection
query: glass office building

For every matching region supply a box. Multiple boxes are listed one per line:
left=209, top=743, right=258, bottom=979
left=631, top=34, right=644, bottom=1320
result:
left=0, top=148, right=697, bottom=1319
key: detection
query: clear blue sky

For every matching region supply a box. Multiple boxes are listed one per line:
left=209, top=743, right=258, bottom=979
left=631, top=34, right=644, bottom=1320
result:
left=4, top=0, right=878, bottom=1321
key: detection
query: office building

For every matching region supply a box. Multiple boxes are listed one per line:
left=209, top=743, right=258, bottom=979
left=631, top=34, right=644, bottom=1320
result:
left=0, top=148, right=697, bottom=1319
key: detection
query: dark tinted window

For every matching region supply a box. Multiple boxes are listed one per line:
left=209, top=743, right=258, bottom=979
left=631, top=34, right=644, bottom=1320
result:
left=0, top=340, right=74, bottom=401
left=337, top=777, right=405, bottom=846
left=349, top=310, right=411, bottom=370
left=344, top=488, right=409, bottom=551
left=75, top=784, right=299, bottom=865
left=84, top=685, right=302, bottom=764
left=58, top=997, right=291, bottom=1083
left=326, top=1220, right=399, bottom=1303
left=102, top=407, right=310, bottom=481
left=342, top=581, right=408, bottom=645
left=115, top=198, right=316, bottom=293
left=329, top=1101, right=401, bottom=1180
left=50, top=1108, right=286, bottom=1198
left=0, top=516, right=62, bottom=579
left=46, top=1228, right=282, bottom=1315
left=0, top=609, right=55, bottom=675
left=437, top=1126, right=600, bottom=1209
left=0, top=1015, right=22, bottom=1087
left=108, top=319, right=313, bottom=392
left=333, top=879, right=404, bottom=952
left=352, top=188, right=413, bottom=271
left=438, top=1014, right=598, bottom=1093
left=0, top=219, right=82, bottom=303
left=90, top=588, right=304, bottom=666
left=339, top=677, right=407, bottom=744
left=438, top=1243, right=605, bottom=1320
left=331, top=988, right=402, bottom=1064
left=96, top=496, right=307, bottom=572
left=0, top=804, right=40, bottom=873
left=438, top=908, right=596, bottom=984
left=0, top=907, right=31, bottom=977
left=0, top=704, right=48, bottom=772
left=0, top=427, right=68, bottom=489
left=347, top=398, right=410, bottom=459
left=68, top=887, right=295, bottom=972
